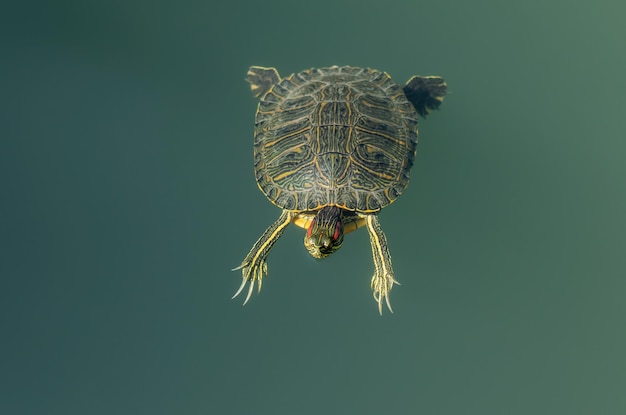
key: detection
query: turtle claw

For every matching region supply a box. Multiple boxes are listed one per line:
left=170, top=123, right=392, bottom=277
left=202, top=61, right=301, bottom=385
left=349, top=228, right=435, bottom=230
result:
left=374, top=292, right=393, bottom=315
left=243, top=279, right=255, bottom=305
left=232, top=275, right=248, bottom=300
left=231, top=260, right=268, bottom=305
left=371, top=273, right=399, bottom=315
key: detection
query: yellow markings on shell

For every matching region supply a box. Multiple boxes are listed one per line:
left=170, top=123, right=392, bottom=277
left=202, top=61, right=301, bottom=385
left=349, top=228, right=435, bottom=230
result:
left=262, top=126, right=310, bottom=148
left=383, top=188, right=399, bottom=203
left=356, top=158, right=395, bottom=181
left=272, top=170, right=295, bottom=182
left=354, top=126, right=405, bottom=146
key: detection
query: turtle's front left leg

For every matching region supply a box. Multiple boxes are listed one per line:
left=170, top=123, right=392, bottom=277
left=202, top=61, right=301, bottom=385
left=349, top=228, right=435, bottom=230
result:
left=363, top=214, right=400, bottom=314
left=233, top=210, right=293, bottom=304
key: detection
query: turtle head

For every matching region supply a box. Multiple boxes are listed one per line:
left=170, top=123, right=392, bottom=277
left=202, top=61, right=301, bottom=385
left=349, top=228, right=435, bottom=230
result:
left=304, top=206, right=344, bottom=259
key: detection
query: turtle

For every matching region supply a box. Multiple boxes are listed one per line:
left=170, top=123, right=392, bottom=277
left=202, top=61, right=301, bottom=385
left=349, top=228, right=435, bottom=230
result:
left=233, top=65, right=446, bottom=313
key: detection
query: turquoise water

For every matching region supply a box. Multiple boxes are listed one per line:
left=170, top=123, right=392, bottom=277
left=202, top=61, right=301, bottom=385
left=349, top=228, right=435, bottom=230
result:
left=2, top=1, right=626, bottom=414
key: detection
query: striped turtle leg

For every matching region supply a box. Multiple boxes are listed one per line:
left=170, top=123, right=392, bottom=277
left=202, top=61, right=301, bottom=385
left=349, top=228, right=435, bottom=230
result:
left=363, top=214, right=400, bottom=314
left=233, top=210, right=293, bottom=305
left=246, top=66, right=281, bottom=98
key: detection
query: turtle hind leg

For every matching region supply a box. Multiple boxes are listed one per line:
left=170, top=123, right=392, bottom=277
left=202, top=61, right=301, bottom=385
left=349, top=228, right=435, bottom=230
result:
left=246, top=66, right=281, bottom=98
left=403, top=75, right=447, bottom=117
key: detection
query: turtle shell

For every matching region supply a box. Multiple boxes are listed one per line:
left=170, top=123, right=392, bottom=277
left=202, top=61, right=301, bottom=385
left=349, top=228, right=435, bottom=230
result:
left=253, top=66, right=419, bottom=213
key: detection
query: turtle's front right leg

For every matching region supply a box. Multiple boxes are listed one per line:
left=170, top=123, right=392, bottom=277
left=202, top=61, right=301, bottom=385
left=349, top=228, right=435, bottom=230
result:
left=233, top=210, right=293, bottom=304
left=363, top=214, right=400, bottom=314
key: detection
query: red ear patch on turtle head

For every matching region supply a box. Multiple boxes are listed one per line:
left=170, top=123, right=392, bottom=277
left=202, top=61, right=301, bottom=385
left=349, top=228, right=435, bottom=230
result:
left=307, top=219, right=315, bottom=238
left=333, top=221, right=342, bottom=241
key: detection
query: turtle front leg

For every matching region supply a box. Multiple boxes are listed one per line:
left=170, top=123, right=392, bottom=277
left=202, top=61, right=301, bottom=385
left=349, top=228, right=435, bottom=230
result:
left=233, top=210, right=293, bottom=305
left=364, top=214, right=400, bottom=314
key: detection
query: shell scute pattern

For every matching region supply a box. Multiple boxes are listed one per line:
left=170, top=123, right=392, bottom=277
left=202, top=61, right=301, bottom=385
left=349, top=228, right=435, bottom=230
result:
left=254, top=66, right=419, bottom=213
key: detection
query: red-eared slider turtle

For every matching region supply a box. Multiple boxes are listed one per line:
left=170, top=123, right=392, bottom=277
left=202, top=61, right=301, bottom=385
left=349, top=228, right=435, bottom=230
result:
left=234, top=65, right=446, bottom=313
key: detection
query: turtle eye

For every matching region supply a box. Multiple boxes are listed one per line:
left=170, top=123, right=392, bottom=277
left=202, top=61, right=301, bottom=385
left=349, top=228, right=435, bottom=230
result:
left=333, top=221, right=342, bottom=241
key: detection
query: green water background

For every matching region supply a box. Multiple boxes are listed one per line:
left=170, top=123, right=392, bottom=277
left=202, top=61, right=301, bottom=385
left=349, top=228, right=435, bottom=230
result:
left=2, top=1, right=625, bottom=414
